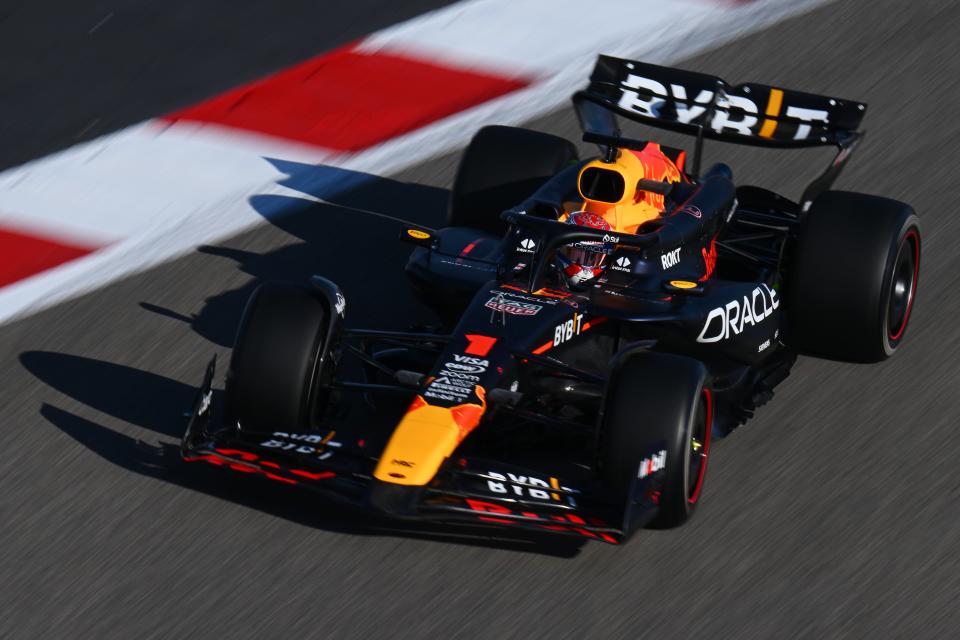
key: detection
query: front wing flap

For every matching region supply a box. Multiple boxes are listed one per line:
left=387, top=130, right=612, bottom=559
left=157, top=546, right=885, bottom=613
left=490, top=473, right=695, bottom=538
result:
left=419, top=459, right=624, bottom=543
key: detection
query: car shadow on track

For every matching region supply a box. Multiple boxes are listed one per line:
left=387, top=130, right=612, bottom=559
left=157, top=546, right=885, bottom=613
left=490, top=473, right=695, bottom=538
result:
left=20, top=351, right=586, bottom=557
left=139, top=160, right=448, bottom=346
left=21, top=351, right=198, bottom=439
left=258, top=157, right=449, bottom=229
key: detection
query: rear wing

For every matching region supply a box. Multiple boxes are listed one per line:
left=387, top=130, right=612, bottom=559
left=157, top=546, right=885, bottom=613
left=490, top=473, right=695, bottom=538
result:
left=574, top=56, right=867, bottom=204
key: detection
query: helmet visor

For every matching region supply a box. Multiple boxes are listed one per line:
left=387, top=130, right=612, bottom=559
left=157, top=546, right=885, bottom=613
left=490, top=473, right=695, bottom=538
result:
left=562, top=242, right=608, bottom=269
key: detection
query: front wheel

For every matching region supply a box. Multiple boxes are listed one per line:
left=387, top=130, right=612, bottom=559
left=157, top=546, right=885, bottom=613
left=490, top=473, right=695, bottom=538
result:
left=598, top=352, right=713, bottom=531
left=225, top=283, right=339, bottom=432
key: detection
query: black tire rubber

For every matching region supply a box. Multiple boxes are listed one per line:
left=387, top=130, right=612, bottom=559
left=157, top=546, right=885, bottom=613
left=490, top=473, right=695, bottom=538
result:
left=226, top=283, right=331, bottom=432
left=448, top=125, right=578, bottom=235
left=786, top=191, right=921, bottom=363
left=598, top=351, right=712, bottom=529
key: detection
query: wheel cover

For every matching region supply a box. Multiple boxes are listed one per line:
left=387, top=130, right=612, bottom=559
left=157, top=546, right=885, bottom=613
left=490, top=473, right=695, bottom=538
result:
left=687, top=388, right=713, bottom=504
left=887, top=229, right=919, bottom=343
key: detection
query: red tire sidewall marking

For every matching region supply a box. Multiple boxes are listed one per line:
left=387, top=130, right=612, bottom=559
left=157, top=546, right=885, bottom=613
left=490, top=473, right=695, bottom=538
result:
left=888, top=228, right=919, bottom=342
left=688, top=386, right=712, bottom=505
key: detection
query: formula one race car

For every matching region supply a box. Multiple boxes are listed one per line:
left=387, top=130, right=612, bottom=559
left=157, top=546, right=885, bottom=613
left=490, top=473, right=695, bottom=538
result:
left=182, top=56, right=920, bottom=544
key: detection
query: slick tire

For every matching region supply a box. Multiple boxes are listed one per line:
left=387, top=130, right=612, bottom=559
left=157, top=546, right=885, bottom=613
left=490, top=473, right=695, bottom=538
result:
left=598, top=352, right=712, bottom=530
left=226, top=283, right=332, bottom=432
left=448, top=125, right=578, bottom=235
left=786, top=191, right=920, bottom=363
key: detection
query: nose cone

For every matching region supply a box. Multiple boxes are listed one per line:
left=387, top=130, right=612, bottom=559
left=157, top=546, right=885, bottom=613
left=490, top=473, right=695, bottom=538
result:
left=373, top=392, right=487, bottom=486
left=373, top=404, right=463, bottom=485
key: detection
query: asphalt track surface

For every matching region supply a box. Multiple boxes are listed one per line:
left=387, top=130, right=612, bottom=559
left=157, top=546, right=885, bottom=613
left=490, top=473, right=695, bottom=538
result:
left=3, top=0, right=960, bottom=637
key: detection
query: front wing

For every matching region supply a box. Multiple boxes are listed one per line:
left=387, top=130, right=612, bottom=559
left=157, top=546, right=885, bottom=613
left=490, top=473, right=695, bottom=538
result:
left=181, top=358, right=629, bottom=544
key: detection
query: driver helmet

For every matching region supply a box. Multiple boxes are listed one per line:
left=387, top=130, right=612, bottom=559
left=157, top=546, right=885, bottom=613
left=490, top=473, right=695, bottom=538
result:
left=556, top=211, right=614, bottom=288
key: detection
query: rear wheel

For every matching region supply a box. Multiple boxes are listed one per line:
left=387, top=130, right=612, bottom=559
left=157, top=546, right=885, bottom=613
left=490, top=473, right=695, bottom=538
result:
left=598, top=352, right=712, bottom=530
left=448, top=125, right=578, bottom=235
left=225, top=283, right=337, bottom=432
left=786, top=191, right=920, bottom=362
